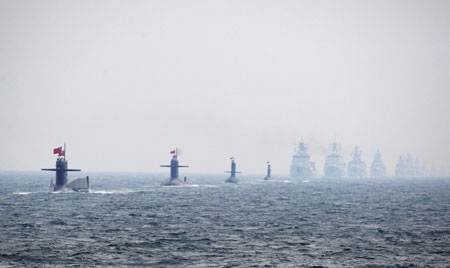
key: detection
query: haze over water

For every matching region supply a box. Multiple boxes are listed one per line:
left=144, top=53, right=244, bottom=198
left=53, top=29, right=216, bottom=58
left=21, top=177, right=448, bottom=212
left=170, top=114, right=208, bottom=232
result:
left=1, top=0, right=450, bottom=174
left=1, top=1, right=450, bottom=267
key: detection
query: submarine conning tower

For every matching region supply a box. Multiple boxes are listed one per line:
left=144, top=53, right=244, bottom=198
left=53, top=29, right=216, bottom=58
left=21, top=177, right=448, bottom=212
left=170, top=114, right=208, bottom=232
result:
left=170, top=157, right=179, bottom=179
left=267, top=162, right=271, bottom=178
left=226, top=158, right=237, bottom=178
left=160, top=150, right=188, bottom=181
left=55, top=158, right=69, bottom=187
left=225, top=157, right=241, bottom=183
left=231, top=160, right=237, bottom=177
left=41, top=144, right=81, bottom=191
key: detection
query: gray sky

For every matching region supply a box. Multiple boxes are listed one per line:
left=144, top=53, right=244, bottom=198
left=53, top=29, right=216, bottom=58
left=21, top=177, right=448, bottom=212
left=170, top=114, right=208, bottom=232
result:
left=1, top=0, right=449, bottom=174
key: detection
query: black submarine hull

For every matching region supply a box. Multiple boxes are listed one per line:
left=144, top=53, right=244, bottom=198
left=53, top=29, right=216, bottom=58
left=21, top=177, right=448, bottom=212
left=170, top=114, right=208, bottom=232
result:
left=160, top=178, right=189, bottom=186
left=50, top=176, right=90, bottom=192
left=225, top=176, right=238, bottom=183
left=160, top=157, right=189, bottom=186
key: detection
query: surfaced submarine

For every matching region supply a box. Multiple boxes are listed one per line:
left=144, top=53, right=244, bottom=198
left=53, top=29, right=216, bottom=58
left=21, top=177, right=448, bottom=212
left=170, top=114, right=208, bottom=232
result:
left=41, top=144, right=89, bottom=192
left=264, top=161, right=271, bottom=180
left=160, top=149, right=189, bottom=186
left=225, top=157, right=241, bottom=183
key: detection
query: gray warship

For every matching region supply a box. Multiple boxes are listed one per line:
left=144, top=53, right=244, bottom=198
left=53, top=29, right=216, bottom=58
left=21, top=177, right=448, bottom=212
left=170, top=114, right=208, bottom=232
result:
left=264, top=161, right=271, bottom=180
left=395, top=155, right=407, bottom=177
left=324, top=141, right=346, bottom=178
left=290, top=141, right=314, bottom=178
left=395, top=154, right=427, bottom=177
left=160, top=149, right=189, bottom=186
left=429, top=161, right=437, bottom=177
left=414, top=158, right=429, bottom=177
left=225, top=157, right=241, bottom=183
left=370, top=150, right=387, bottom=177
left=347, top=146, right=367, bottom=178
left=395, top=153, right=417, bottom=177
left=41, top=144, right=89, bottom=192
left=404, top=154, right=415, bottom=176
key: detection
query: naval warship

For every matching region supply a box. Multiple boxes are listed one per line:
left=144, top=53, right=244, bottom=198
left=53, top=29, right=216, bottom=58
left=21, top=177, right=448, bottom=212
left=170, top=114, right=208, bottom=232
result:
left=41, top=144, right=89, bottom=192
left=225, top=157, right=241, bottom=183
left=404, top=154, right=415, bottom=176
left=414, top=158, right=425, bottom=177
left=395, top=155, right=407, bottom=177
left=324, top=141, right=346, bottom=178
left=429, top=162, right=437, bottom=177
left=290, top=141, right=314, bottom=179
left=160, top=149, right=189, bottom=186
left=264, top=161, right=271, bottom=180
left=347, top=146, right=367, bottom=178
left=414, top=158, right=430, bottom=177
left=370, top=150, right=387, bottom=177
left=395, top=153, right=417, bottom=177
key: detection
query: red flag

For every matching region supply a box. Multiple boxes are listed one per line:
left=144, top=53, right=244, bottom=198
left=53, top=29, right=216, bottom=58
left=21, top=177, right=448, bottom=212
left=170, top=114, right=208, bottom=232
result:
left=170, top=150, right=176, bottom=154
left=53, top=147, right=62, bottom=155
left=59, top=150, right=65, bottom=157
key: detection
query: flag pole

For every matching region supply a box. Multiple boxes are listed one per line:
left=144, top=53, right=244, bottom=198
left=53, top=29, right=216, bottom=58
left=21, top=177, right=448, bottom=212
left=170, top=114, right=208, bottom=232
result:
left=64, top=142, right=66, bottom=160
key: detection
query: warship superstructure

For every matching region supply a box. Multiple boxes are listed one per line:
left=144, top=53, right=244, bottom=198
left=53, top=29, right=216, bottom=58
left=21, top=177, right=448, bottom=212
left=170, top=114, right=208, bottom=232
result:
left=225, top=157, right=241, bottom=183
left=324, top=141, right=346, bottom=178
left=264, top=161, right=271, bottom=180
left=429, top=162, right=437, bottom=177
left=395, top=156, right=407, bottom=177
left=414, top=158, right=427, bottom=177
left=41, top=144, right=89, bottom=192
left=347, top=146, right=367, bottom=178
left=395, top=153, right=417, bottom=177
left=160, top=149, right=189, bottom=186
left=395, top=154, right=433, bottom=177
left=370, top=150, right=387, bottom=177
left=290, top=141, right=314, bottom=178
left=404, top=154, right=415, bottom=176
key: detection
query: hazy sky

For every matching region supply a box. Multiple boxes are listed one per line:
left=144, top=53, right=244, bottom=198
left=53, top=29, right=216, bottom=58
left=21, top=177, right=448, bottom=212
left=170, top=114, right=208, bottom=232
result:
left=1, top=0, right=449, bottom=175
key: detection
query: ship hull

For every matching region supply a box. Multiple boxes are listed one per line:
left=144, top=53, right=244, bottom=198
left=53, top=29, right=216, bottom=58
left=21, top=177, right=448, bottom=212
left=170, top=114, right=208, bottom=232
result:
left=50, top=177, right=89, bottom=192
left=324, top=155, right=346, bottom=178
left=370, top=165, right=387, bottom=177
left=290, top=156, right=314, bottom=179
left=348, top=162, right=367, bottom=178
left=290, top=165, right=314, bottom=178
left=225, top=177, right=238, bottom=183
left=324, top=167, right=346, bottom=178
left=160, top=178, right=188, bottom=186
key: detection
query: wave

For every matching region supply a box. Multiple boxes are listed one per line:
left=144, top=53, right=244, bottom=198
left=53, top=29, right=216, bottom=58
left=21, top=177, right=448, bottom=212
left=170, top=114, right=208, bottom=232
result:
left=266, top=179, right=291, bottom=183
left=199, top=184, right=220, bottom=188
left=90, top=189, right=136, bottom=194
left=12, top=192, right=33, bottom=195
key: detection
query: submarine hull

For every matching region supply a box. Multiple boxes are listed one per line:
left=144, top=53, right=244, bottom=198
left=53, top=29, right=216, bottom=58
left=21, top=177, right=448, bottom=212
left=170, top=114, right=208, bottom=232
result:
left=160, top=178, right=188, bottom=186
left=225, top=176, right=238, bottom=183
left=50, top=177, right=89, bottom=192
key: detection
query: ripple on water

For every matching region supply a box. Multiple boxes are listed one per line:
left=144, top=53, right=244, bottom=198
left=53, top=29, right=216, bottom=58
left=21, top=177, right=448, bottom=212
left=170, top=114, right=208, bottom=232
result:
left=0, top=174, right=449, bottom=267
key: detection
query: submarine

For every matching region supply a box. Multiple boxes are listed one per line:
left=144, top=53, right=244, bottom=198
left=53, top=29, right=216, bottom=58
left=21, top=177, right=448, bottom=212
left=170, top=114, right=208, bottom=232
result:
left=264, top=161, right=271, bottom=180
left=160, top=149, right=189, bottom=186
left=41, top=144, right=89, bottom=192
left=225, top=157, right=241, bottom=183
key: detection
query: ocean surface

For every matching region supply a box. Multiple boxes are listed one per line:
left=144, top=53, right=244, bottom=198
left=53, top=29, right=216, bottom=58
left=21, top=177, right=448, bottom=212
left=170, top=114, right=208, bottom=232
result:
left=0, top=171, right=449, bottom=267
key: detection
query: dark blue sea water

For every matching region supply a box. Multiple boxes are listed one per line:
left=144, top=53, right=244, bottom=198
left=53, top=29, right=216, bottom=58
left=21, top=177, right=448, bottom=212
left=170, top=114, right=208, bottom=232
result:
left=1, top=171, right=449, bottom=267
